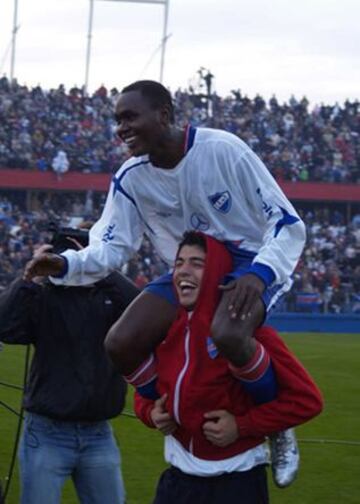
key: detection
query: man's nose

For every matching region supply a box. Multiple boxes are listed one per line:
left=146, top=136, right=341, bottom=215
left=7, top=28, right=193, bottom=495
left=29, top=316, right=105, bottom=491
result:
left=116, top=122, right=128, bottom=138
left=178, top=263, right=192, bottom=275
left=116, top=125, right=123, bottom=138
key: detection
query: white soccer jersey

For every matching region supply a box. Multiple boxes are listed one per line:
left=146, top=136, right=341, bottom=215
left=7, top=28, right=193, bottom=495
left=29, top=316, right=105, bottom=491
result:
left=54, top=127, right=306, bottom=293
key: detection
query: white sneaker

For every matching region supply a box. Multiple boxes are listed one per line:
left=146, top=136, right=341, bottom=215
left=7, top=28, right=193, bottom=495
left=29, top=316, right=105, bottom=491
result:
left=270, top=428, right=300, bottom=488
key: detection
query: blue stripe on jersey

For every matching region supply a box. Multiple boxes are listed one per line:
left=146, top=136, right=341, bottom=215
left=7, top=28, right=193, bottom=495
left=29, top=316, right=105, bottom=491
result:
left=186, top=125, right=197, bottom=152
left=112, top=160, right=155, bottom=234
left=248, top=262, right=276, bottom=287
left=274, top=206, right=299, bottom=237
left=112, top=175, right=136, bottom=205
left=112, top=160, right=150, bottom=200
left=262, top=281, right=285, bottom=308
left=224, top=242, right=256, bottom=263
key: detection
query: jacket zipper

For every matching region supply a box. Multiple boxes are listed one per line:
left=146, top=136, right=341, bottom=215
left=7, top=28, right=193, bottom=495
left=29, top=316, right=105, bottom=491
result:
left=173, top=323, right=191, bottom=424
left=189, top=437, right=194, bottom=454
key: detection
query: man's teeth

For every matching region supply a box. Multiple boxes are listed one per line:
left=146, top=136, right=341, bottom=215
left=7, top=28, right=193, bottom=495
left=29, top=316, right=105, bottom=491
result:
left=124, top=136, right=136, bottom=144
left=179, top=281, right=196, bottom=292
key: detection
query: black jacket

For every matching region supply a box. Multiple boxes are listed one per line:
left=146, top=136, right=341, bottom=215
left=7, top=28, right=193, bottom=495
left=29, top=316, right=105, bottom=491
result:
left=0, top=273, right=139, bottom=421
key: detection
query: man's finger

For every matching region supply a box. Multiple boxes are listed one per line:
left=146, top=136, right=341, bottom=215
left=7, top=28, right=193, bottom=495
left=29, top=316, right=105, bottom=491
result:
left=66, top=237, right=84, bottom=250
left=202, top=421, right=221, bottom=435
left=204, top=410, right=225, bottom=419
left=155, top=393, right=168, bottom=406
left=155, top=393, right=168, bottom=411
left=229, top=288, right=247, bottom=319
left=204, top=432, right=223, bottom=444
left=203, top=430, right=219, bottom=440
left=218, top=282, right=236, bottom=291
left=155, top=412, right=171, bottom=423
left=34, top=245, right=53, bottom=257
left=232, top=292, right=248, bottom=318
left=238, top=291, right=258, bottom=319
left=154, top=419, right=170, bottom=429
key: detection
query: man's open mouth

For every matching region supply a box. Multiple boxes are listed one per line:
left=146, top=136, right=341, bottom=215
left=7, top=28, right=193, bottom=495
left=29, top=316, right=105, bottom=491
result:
left=178, top=280, right=197, bottom=294
left=123, top=135, right=137, bottom=148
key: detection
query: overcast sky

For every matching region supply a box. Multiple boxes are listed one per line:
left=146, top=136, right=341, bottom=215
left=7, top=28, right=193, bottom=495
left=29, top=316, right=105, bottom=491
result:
left=1, top=0, right=359, bottom=106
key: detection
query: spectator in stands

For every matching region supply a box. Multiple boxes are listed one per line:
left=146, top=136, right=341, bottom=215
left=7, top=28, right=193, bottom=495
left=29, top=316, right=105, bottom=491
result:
left=0, top=75, right=359, bottom=182
left=0, top=193, right=358, bottom=314
left=0, top=230, right=139, bottom=504
left=51, top=149, right=70, bottom=180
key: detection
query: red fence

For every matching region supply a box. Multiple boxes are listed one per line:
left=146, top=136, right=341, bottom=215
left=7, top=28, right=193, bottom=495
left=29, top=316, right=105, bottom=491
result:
left=0, top=169, right=359, bottom=202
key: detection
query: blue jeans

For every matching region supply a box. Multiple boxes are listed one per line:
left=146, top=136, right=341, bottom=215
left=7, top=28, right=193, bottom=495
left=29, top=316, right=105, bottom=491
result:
left=19, top=412, right=125, bottom=504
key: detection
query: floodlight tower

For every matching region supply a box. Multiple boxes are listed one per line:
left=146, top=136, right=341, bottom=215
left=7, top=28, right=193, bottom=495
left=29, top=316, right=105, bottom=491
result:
left=10, top=0, right=19, bottom=83
left=85, top=0, right=169, bottom=94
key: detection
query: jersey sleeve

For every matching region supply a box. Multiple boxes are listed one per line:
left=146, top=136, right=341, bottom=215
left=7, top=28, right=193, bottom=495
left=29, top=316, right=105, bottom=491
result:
left=51, top=175, right=145, bottom=286
left=226, top=140, right=306, bottom=286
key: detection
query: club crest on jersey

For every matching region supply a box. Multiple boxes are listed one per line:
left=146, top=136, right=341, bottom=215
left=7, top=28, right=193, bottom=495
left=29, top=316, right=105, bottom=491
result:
left=207, top=336, right=219, bottom=359
left=190, top=213, right=210, bottom=231
left=208, top=191, right=232, bottom=213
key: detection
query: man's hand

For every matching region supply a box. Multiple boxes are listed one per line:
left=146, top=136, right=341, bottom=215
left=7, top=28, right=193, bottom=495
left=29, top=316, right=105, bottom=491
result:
left=202, top=410, right=239, bottom=447
left=33, top=244, right=53, bottom=257
left=219, top=274, right=265, bottom=320
left=23, top=253, right=66, bottom=282
left=150, top=394, right=177, bottom=436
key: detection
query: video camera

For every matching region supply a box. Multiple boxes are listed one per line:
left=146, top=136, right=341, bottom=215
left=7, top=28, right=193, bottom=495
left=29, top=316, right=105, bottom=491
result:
left=48, top=222, right=89, bottom=254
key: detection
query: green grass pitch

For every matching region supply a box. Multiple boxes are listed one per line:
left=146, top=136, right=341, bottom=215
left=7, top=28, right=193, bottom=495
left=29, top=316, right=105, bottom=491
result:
left=1, top=333, right=359, bottom=503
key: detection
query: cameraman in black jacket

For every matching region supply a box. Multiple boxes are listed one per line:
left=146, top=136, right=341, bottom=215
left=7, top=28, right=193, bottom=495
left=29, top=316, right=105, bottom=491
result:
left=0, top=227, right=139, bottom=504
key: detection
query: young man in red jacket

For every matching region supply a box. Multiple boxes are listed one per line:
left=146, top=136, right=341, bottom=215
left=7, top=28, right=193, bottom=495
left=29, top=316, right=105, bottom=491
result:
left=134, top=232, right=323, bottom=504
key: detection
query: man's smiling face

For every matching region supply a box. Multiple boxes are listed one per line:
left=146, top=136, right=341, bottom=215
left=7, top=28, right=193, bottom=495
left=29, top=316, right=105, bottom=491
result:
left=173, top=244, right=206, bottom=311
left=114, top=90, right=169, bottom=157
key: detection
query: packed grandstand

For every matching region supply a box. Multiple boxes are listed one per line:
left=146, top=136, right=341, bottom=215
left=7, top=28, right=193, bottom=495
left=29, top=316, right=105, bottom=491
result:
left=0, top=76, right=359, bottom=313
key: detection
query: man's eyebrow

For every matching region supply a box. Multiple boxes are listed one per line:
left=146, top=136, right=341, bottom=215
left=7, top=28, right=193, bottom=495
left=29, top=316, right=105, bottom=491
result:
left=176, top=256, right=205, bottom=262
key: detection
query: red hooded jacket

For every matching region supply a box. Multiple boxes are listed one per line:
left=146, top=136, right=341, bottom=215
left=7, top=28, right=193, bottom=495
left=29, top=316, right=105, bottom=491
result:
left=135, top=234, right=323, bottom=461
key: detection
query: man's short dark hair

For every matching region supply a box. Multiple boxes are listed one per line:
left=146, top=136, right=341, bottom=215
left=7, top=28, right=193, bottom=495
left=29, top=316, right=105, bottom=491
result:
left=177, top=231, right=207, bottom=256
left=121, top=80, right=175, bottom=123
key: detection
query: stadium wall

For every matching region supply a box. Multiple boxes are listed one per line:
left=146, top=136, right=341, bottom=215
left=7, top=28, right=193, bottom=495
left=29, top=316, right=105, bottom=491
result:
left=0, top=169, right=360, bottom=202
left=268, top=313, right=360, bottom=333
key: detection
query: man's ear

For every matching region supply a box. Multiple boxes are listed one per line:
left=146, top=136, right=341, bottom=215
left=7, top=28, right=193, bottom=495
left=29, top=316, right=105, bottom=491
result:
left=159, top=105, right=172, bottom=127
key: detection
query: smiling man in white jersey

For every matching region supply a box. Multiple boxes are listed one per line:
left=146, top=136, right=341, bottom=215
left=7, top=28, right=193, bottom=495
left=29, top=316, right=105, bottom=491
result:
left=24, top=80, right=306, bottom=487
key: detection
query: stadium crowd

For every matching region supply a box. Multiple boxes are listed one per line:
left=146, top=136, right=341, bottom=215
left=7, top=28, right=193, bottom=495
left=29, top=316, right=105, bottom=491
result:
left=0, top=76, right=359, bottom=183
left=0, top=193, right=359, bottom=313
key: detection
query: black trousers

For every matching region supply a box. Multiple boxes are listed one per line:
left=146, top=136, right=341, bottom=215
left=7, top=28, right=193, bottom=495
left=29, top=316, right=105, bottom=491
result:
left=152, top=464, right=269, bottom=504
